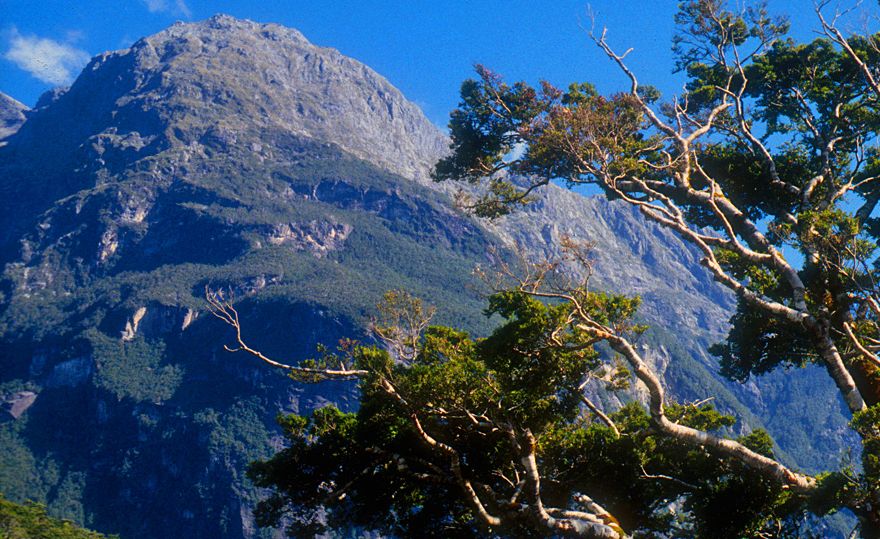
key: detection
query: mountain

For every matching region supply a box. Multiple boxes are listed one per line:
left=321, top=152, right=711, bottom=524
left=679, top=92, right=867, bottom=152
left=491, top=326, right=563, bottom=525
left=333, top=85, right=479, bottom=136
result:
left=0, top=93, right=27, bottom=143
left=0, top=15, right=854, bottom=538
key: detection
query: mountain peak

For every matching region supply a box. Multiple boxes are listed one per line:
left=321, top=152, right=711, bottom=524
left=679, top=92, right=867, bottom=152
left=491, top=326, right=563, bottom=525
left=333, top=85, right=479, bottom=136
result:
left=200, top=13, right=308, bottom=41
left=156, top=13, right=311, bottom=47
left=6, top=14, right=446, bottom=184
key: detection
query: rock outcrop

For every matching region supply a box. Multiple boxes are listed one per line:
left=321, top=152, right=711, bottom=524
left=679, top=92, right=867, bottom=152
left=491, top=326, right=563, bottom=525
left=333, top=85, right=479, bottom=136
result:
left=0, top=93, right=27, bottom=143
left=2, top=391, right=37, bottom=419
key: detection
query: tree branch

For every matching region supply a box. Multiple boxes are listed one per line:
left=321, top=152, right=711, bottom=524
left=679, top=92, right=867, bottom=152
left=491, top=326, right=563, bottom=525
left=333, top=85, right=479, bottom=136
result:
left=205, top=289, right=367, bottom=379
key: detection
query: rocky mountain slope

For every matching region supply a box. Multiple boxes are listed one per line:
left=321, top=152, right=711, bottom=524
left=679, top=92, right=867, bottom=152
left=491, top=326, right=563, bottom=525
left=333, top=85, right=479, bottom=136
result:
left=0, top=93, right=27, bottom=143
left=0, top=15, right=853, bottom=538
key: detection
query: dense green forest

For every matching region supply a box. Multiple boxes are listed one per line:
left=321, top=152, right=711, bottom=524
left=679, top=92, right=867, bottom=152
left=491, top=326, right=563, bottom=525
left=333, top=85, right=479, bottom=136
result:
left=0, top=495, right=116, bottom=539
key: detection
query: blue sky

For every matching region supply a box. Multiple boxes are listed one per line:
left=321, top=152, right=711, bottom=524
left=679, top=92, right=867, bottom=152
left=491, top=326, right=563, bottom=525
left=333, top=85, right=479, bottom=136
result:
left=1, top=1, right=867, bottom=128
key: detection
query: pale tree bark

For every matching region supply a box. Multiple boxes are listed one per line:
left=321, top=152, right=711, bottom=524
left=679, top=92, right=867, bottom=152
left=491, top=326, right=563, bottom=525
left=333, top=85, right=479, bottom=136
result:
left=578, top=24, right=872, bottom=414
left=501, top=271, right=817, bottom=494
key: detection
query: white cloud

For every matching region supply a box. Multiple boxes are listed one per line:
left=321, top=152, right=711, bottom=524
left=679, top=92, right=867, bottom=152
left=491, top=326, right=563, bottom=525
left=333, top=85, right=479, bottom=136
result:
left=142, top=0, right=165, bottom=11
left=4, top=29, right=90, bottom=85
left=176, top=0, right=192, bottom=18
left=141, top=0, right=191, bottom=18
left=64, top=29, right=86, bottom=43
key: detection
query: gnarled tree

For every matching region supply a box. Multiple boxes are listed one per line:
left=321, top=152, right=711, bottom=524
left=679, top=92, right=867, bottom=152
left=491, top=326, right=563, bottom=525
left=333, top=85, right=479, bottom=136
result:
left=433, top=0, right=880, bottom=533
left=208, top=0, right=880, bottom=536
left=209, top=248, right=832, bottom=537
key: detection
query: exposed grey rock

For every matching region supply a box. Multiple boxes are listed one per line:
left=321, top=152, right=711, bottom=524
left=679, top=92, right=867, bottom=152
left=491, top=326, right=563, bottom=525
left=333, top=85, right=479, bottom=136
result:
left=122, top=304, right=202, bottom=340
left=265, top=220, right=352, bottom=256
left=488, top=186, right=734, bottom=336
left=122, top=306, right=148, bottom=341
left=11, top=14, right=446, bottom=183
left=181, top=308, right=198, bottom=331
left=34, top=87, right=68, bottom=109
left=0, top=93, right=27, bottom=143
left=3, top=391, right=37, bottom=419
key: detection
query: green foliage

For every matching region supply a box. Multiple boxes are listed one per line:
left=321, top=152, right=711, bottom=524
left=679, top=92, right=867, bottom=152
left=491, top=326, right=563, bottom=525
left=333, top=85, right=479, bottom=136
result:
left=0, top=494, right=115, bottom=539
left=249, top=290, right=823, bottom=537
left=664, top=401, right=736, bottom=431
left=429, top=0, right=880, bottom=531
left=738, top=429, right=776, bottom=458
left=198, top=397, right=275, bottom=486
left=852, top=405, right=880, bottom=483
left=711, top=300, right=815, bottom=381
left=543, top=402, right=807, bottom=537
left=0, top=419, right=59, bottom=505
left=89, top=331, right=182, bottom=403
left=434, top=67, right=653, bottom=217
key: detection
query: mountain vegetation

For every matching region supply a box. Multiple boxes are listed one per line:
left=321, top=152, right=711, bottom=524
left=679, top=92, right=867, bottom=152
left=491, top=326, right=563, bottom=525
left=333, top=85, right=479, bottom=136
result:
left=0, top=495, right=115, bottom=539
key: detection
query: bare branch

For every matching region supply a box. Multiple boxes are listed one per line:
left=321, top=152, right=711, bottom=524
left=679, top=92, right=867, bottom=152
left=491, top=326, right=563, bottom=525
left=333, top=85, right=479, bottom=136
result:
left=205, top=288, right=368, bottom=379
left=817, top=3, right=880, bottom=99
left=598, top=329, right=818, bottom=493
left=843, top=320, right=880, bottom=369
left=579, top=393, right=621, bottom=438
left=410, top=413, right=503, bottom=527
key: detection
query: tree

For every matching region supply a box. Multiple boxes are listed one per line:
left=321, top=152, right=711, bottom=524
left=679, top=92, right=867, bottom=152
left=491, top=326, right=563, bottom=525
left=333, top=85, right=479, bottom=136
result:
left=209, top=1, right=880, bottom=536
left=432, top=0, right=880, bottom=533
left=210, top=268, right=825, bottom=537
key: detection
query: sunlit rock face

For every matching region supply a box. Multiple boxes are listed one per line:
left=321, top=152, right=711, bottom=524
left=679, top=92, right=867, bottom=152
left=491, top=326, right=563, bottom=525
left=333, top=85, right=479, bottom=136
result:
left=0, top=93, right=27, bottom=143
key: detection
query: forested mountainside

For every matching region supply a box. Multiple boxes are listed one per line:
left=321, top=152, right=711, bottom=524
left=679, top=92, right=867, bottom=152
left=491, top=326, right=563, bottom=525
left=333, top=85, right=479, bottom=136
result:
left=0, top=15, right=853, bottom=538
left=0, top=494, right=115, bottom=539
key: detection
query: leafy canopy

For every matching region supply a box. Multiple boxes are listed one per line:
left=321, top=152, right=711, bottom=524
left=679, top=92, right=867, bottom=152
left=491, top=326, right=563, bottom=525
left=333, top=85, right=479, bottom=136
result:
left=248, top=289, right=816, bottom=538
left=432, top=0, right=880, bottom=532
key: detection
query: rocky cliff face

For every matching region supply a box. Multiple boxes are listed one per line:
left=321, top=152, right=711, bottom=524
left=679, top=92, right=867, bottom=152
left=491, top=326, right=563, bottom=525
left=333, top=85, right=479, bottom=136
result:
left=0, top=15, right=853, bottom=538
left=0, top=93, right=27, bottom=143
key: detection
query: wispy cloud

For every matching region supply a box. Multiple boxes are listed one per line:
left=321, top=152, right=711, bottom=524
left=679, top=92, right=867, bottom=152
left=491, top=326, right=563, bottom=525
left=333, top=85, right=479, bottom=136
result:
left=4, top=29, right=90, bottom=85
left=141, top=0, right=192, bottom=18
